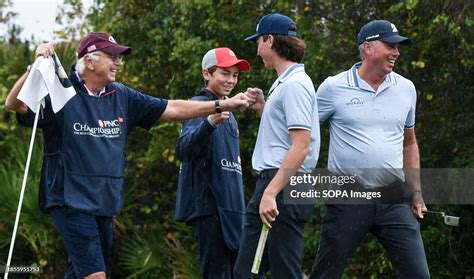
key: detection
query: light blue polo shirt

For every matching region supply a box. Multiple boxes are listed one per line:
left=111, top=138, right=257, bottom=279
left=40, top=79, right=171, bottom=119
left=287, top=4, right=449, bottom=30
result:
left=252, top=64, right=320, bottom=173
left=318, top=62, right=417, bottom=186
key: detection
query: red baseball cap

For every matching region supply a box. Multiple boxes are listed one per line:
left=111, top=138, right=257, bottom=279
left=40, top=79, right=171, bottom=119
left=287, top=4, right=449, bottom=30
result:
left=202, top=47, right=250, bottom=71
left=77, top=32, right=132, bottom=59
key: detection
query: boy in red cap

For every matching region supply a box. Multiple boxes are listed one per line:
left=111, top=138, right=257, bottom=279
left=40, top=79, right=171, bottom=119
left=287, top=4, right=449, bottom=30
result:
left=5, top=34, right=249, bottom=278
left=175, top=47, right=250, bottom=278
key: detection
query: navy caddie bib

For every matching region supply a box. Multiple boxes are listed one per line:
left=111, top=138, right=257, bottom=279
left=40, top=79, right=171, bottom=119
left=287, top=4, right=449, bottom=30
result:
left=209, top=113, right=245, bottom=251
left=62, top=89, right=128, bottom=216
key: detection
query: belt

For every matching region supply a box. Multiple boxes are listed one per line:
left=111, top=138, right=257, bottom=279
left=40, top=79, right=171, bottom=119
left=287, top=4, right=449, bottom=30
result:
left=257, top=169, right=310, bottom=179
left=257, top=169, right=279, bottom=179
left=344, top=180, right=408, bottom=204
left=356, top=180, right=405, bottom=191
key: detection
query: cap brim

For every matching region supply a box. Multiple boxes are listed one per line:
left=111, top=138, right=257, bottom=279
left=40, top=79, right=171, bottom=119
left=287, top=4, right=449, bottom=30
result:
left=381, top=35, right=412, bottom=45
left=216, top=59, right=251, bottom=71
left=244, top=33, right=259, bottom=42
left=102, top=44, right=133, bottom=55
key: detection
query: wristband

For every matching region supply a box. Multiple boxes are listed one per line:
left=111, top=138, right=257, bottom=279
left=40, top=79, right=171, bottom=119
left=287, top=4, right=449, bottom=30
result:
left=214, top=99, right=222, bottom=113
left=26, top=64, right=32, bottom=72
left=413, top=189, right=422, bottom=194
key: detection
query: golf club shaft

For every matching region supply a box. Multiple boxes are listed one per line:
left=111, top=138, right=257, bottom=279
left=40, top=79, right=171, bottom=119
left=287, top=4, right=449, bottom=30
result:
left=424, top=210, right=445, bottom=215
left=251, top=224, right=270, bottom=274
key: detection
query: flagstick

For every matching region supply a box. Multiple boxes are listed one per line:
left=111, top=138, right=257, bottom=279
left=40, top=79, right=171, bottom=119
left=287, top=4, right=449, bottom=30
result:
left=251, top=224, right=270, bottom=274
left=4, top=102, right=42, bottom=279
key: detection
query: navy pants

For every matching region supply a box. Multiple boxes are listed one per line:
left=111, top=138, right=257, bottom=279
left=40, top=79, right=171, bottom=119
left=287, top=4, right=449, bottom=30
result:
left=192, top=215, right=238, bottom=279
left=309, top=204, right=430, bottom=278
left=234, top=176, right=314, bottom=279
left=50, top=206, right=113, bottom=278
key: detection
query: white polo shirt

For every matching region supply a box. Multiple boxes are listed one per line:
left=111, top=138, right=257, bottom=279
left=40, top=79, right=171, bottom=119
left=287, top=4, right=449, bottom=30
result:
left=252, top=64, right=320, bottom=173
left=318, top=62, right=417, bottom=186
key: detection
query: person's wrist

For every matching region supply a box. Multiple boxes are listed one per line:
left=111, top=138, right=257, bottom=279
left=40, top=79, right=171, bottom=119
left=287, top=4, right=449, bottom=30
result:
left=263, top=187, right=278, bottom=198
left=219, top=99, right=229, bottom=111
left=207, top=116, right=217, bottom=127
left=412, top=189, right=424, bottom=204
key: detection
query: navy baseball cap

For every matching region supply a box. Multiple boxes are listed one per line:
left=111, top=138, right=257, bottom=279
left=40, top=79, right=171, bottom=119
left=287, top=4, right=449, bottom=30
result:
left=357, top=20, right=412, bottom=45
left=244, top=13, right=297, bottom=41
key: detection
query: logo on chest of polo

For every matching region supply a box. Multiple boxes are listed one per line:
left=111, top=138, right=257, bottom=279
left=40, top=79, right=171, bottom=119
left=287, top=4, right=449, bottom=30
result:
left=346, top=98, right=364, bottom=106
left=73, top=117, right=124, bottom=138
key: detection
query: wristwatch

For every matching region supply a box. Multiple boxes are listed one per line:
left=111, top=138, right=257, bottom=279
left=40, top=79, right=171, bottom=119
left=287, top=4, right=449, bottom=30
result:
left=214, top=99, right=222, bottom=113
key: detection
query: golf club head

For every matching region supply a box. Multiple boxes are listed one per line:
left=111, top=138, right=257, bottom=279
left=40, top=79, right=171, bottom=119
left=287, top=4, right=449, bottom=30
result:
left=424, top=211, right=460, bottom=226
left=443, top=215, right=460, bottom=226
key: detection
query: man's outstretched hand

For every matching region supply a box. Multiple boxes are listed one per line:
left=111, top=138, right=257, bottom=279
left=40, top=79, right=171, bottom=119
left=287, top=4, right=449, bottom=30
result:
left=221, top=92, right=250, bottom=111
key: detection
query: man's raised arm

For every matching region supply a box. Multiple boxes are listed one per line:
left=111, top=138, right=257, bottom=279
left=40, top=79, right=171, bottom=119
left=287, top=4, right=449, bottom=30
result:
left=160, top=92, right=249, bottom=121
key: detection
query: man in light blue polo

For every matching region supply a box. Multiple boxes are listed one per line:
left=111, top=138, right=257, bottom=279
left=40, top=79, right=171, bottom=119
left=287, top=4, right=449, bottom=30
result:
left=309, top=20, right=430, bottom=278
left=234, top=13, right=320, bottom=278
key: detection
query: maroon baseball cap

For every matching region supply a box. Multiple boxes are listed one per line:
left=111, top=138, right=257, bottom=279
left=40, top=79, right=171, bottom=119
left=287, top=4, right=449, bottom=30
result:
left=77, top=32, right=132, bottom=59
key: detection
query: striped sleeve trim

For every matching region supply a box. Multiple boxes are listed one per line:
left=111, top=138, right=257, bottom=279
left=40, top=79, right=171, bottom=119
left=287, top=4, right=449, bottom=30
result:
left=288, top=124, right=312, bottom=131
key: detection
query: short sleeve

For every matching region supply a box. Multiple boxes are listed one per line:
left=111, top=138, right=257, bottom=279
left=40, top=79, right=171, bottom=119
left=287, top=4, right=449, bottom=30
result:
left=316, top=78, right=335, bottom=123
left=404, top=81, right=417, bottom=129
left=125, top=86, right=168, bottom=130
left=282, top=81, right=315, bottom=131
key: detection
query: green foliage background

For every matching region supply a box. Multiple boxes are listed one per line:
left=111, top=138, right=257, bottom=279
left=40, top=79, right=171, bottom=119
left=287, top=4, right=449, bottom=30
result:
left=0, top=0, right=473, bottom=278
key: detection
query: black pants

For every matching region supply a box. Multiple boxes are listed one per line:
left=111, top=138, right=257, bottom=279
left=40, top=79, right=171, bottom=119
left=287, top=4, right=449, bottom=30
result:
left=309, top=203, right=430, bottom=278
left=192, top=215, right=238, bottom=279
left=234, top=173, right=314, bottom=279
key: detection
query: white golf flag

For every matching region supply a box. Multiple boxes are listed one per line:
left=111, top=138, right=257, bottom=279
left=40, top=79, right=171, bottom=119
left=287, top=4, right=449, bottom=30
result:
left=17, top=54, right=76, bottom=113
